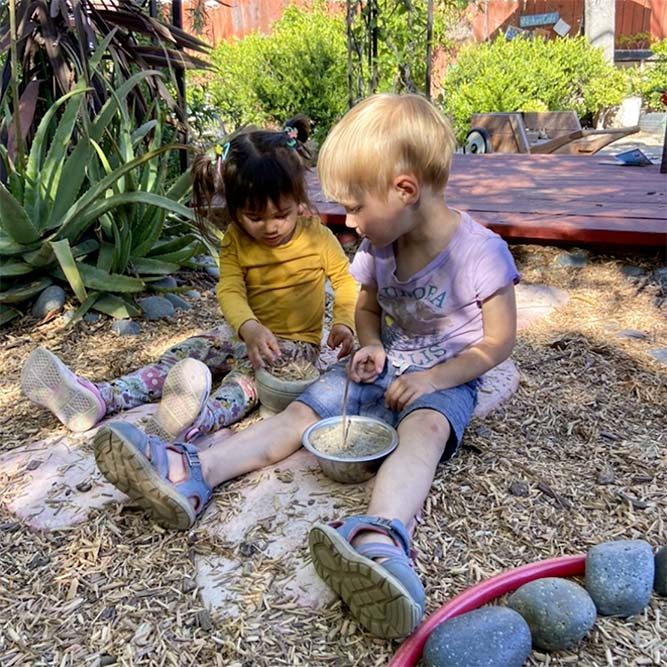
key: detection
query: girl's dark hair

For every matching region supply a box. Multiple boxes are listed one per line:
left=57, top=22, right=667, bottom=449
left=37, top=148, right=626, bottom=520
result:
left=191, top=115, right=313, bottom=241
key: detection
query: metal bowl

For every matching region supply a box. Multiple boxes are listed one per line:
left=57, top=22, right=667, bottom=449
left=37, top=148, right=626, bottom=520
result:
left=302, top=415, right=398, bottom=484
left=255, top=367, right=319, bottom=415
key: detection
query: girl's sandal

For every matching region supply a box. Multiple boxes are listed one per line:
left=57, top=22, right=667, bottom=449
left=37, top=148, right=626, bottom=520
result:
left=308, top=515, right=425, bottom=639
left=94, top=421, right=212, bottom=530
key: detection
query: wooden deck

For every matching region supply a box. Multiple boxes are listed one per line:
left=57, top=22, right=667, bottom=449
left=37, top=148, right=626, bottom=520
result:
left=310, top=153, right=667, bottom=248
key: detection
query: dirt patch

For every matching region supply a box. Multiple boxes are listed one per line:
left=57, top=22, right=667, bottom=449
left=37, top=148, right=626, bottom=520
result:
left=1, top=246, right=666, bottom=666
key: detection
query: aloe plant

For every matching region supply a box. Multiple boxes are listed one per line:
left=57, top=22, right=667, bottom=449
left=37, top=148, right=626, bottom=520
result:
left=0, top=76, right=201, bottom=324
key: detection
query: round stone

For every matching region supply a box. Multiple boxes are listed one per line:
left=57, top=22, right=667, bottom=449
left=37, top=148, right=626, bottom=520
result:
left=31, top=285, right=66, bottom=318
left=164, top=294, right=192, bottom=311
left=585, top=540, right=654, bottom=616
left=152, top=276, right=178, bottom=289
left=111, top=320, right=141, bottom=336
left=655, top=545, right=667, bottom=597
left=137, top=296, right=175, bottom=320
left=422, top=607, right=531, bottom=667
left=556, top=251, right=588, bottom=268
left=508, top=577, right=596, bottom=650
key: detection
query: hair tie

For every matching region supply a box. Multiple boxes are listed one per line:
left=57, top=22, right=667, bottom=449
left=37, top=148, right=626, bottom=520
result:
left=283, top=126, right=298, bottom=148
left=214, top=142, right=231, bottom=177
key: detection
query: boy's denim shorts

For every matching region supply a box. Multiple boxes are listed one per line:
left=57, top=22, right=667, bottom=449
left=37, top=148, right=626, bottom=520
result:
left=296, top=360, right=478, bottom=461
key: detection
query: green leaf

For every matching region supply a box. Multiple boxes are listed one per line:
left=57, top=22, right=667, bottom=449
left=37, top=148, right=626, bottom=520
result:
left=97, top=242, right=114, bottom=272
left=93, top=294, right=141, bottom=319
left=25, top=86, right=90, bottom=224
left=50, top=239, right=88, bottom=303
left=56, top=189, right=196, bottom=244
left=54, top=147, right=193, bottom=241
left=0, top=277, right=52, bottom=304
left=0, top=236, right=41, bottom=257
left=51, top=263, right=145, bottom=293
left=130, top=257, right=180, bottom=275
left=0, top=259, right=34, bottom=277
left=0, top=305, right=21, bottom=327
left=0, top=182, right=40, bottom=243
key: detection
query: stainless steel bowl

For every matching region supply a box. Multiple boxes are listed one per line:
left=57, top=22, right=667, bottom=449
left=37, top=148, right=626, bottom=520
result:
left=302, top=415, right=398, bottom=484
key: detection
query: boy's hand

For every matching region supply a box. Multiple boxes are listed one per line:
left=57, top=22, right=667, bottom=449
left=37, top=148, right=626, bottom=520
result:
left=239, top=320, right=282, bottom=368
left=327, top=324, right=355, bottom=359
left=385, top=369, right=438, bottom=411
left=348, top=344, right=385, bottom=383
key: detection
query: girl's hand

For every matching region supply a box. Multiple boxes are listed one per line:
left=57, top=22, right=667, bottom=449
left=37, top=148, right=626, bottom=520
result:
left=327, top=324, right=355, bottom=359
left=348, top=344, right=385, bottom=383
left=239, top=320, right=282, bottom=368
left=385, top=370, right=438, bottom=411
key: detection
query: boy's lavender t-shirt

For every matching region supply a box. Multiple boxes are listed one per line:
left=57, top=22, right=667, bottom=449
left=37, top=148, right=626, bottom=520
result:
left=350, top=211, right=520, bottom=373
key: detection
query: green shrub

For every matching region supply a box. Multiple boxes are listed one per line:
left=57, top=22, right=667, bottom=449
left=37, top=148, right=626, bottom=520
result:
left=640, top=39, right=667, bottom=111
left=203, top=4, right=348, bottom=142
left=440, top=35, right=628, bottom=142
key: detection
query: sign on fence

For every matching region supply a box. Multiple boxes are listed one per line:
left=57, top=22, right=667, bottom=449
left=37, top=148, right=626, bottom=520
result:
left=519, top=12, right=560, bottom=28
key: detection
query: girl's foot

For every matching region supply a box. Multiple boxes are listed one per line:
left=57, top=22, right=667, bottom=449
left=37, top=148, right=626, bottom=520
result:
left=21, top=347, right=106, bottom=431
left=94, top=421, right=212, bottom=530
left=308, top=516, right=425, bottom=639
left=143, top=358, right=212, bottom=441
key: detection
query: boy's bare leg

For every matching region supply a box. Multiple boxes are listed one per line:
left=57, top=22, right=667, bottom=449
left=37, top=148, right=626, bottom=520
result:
left=355, top=409, right=451, bottom=549
left=164, top=401, right=319, bottom=490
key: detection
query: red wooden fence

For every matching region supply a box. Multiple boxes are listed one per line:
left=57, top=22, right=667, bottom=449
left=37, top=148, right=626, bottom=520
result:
left=469, top=0, right=667, bottom=46
left=181, top=0, right=667, bottom=46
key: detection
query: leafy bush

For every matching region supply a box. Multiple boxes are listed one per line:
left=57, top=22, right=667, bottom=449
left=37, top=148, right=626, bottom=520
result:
left=203, top=4, right=348, bottom=142
left=440, top=35, right=628, bottom=142
left=638, top=39, right=667, bottom=111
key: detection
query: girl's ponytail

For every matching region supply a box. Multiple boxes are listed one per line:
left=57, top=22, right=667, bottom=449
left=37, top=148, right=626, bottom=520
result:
left=191, top=152, right=228, bottom=243
left=283, top=114, right=313, bottom=165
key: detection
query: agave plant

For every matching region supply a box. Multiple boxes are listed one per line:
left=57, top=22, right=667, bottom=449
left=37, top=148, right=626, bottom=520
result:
left=0, top=74, right=200, bottom=325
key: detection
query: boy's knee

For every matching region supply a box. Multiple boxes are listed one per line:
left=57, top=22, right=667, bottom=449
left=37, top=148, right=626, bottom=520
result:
left=401, top=410, right=451, bottom=453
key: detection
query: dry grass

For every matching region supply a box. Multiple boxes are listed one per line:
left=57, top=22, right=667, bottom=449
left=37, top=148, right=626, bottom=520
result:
left=1, top=247, right=666, bottom=666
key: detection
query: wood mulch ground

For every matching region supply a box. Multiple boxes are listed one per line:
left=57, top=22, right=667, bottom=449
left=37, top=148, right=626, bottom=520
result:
left=0, top=244, right=665, bottom=666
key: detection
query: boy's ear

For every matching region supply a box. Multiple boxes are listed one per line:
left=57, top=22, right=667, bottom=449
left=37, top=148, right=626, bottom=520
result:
left=392, top=174, right=420, bottom=205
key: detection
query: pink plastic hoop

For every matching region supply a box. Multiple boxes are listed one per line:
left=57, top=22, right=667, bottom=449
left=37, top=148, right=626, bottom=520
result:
left=389, top=554, right=586, bottom=667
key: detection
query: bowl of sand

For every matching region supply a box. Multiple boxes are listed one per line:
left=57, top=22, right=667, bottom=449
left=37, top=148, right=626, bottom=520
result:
left=302, top=415, right=398, bottom=483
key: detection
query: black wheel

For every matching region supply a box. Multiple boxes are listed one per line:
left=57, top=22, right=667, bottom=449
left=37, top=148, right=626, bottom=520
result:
left=464, top=128, right=492, bottom=154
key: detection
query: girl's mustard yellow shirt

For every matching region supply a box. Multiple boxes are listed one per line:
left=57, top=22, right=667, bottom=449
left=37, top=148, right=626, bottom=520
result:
left=216, top=218, right=358, bottom=344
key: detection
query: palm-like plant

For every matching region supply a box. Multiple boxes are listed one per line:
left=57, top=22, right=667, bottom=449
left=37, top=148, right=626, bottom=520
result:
left=0, top=0, right=213, bottom=159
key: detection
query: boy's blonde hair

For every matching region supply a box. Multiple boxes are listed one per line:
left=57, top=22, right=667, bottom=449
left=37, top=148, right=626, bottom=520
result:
left=318, top=94, right=456, bottom=203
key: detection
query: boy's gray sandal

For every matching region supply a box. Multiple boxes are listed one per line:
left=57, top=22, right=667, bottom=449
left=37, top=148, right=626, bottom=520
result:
left=308, top=515, right=425, bottom=639
left=94, top=421, right=212, bottom=530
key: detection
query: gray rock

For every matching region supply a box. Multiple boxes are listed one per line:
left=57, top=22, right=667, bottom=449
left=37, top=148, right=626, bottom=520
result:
left=205, top=266, right=220, bottom=280
left=508, top=577, right=597, bottom=650
left=84, top=312, right=101, bottom=323
left=615, top=329, right=647, bottom=340
left=164, top=294, right=192, bottom=311
left=137, top=296, right=175, bottom=320
left=152, top=276, right=178, bottom=290
left=621, top=265, right=645, bottom=278
left=655, top=545, right=667, bottom=597
left=422, top=607, right=531, bottom=667
left=192, top=254, right=217, bottom=268
left=184, top=290, right=201, bottom=300
left=509, top=480, right=530, bottom=497
left=648, top=348, right=667, bottom=364
left=111, top=320, right=141, bottom=336
left=585, top=540, right=654, bottom=616
left=556, top=252, right=588, bottom=268
left=32, top=286, right=66, bottom=318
